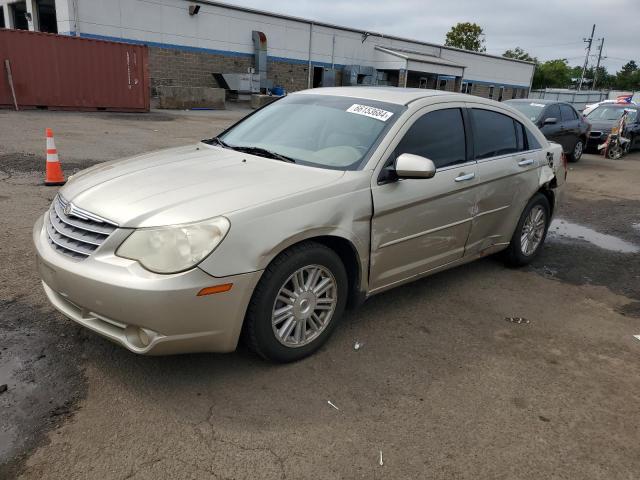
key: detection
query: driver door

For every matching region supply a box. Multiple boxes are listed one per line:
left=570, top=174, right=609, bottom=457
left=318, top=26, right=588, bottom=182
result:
left=369, top=104, right=478, bottom=292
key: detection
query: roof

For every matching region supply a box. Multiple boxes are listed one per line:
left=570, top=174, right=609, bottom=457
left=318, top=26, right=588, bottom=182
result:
left=192, top=0, right=535, bottom=66
left=374, top=46, right=464, bottom=68
left=294, top=87, right=462, bottom=106
left=505, top=99, right=560, bottom=105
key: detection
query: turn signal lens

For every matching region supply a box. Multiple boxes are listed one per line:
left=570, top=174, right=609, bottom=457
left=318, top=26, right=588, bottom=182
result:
left=197, top=283, right=233, bottom=296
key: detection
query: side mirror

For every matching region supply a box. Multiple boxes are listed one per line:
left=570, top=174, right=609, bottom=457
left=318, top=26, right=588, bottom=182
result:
left=395, top=153, right=436, bottom=179
left=543, top=117, right=558, bottom=125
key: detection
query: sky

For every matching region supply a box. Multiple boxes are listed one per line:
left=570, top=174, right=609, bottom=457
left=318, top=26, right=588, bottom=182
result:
left=222, top=0, right=639, bottom=73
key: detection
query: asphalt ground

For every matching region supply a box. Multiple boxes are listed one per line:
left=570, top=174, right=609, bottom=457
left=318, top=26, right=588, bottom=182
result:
left=1, top=108, right=639, bottom=479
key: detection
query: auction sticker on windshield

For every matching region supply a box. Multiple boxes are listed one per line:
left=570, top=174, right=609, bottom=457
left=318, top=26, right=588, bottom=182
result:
left=346, top=104, right=394, bottom=121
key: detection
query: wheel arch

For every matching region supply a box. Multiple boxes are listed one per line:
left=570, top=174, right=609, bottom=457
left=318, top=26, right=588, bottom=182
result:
left=262, top=234, right=366, bottom=309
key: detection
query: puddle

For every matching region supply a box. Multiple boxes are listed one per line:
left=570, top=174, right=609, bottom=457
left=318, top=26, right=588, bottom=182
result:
left=548, top=219, right=640, bottom=253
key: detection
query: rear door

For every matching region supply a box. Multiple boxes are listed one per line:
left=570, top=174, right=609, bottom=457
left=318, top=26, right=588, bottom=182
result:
left=540, top=104, right=565, bottom=150
left=369, top=103, right=478, bottom=291
left=559, top=103, right=580, bottom=151
left=465, top=105, right=544, bottom=255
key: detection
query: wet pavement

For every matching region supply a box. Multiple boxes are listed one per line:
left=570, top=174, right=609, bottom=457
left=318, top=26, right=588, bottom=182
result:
left=1, top=110, right=640, bottom=479
left=549, top=218, right=639, bottom=253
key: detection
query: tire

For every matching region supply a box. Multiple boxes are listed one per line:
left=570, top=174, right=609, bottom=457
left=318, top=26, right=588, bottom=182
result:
left=504, top=193, right=551, bottom=267
left=244, top=241, right=348, bottom=363
left=569, top=138, right=584, bottom=162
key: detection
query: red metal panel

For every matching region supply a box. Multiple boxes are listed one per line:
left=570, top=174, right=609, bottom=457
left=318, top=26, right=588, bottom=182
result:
left=0, top=30, right=149, bottom=112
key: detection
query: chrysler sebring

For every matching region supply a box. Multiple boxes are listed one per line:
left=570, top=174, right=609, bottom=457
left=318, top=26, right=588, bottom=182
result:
left=33, top=87, right=566, bottom=362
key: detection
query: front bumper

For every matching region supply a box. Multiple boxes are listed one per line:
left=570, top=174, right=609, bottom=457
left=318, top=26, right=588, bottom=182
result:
left=586, top=131, right=608, bottom=150
left=33, top=214, right=262, bottom=355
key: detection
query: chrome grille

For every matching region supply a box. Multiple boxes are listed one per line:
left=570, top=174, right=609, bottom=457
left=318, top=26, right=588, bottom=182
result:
left=46, top=195, right=118, bottom=259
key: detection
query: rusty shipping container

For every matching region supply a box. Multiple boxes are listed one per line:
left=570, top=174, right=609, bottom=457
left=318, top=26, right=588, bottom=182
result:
left=0, top=29, right=149, bottom=112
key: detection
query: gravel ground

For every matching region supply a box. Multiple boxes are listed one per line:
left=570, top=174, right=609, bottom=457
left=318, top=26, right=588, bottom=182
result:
left=1, top=109, right=639, bottom=480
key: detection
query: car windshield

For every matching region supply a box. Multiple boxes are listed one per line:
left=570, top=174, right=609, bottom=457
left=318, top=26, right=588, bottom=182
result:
left=505, top=101, right=547, bottom=122
left=218, top=94, right=404, bottom=170
left=587, top=106, right=638, bottom=122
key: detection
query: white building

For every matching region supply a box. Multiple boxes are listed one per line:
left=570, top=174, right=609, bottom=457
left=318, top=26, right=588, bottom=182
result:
left=1, top=0, right=535, bottom=98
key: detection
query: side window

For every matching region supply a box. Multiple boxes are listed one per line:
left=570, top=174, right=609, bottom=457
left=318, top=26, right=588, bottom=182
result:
left=560, top=104, right=577, bottom=121
left=470, top=109, right=518, bottom=159
left=396, top=108, right=466, bottom=169
left=545, top=104, right=561, bottom=122
left=526, top=128, right=542, bottom=150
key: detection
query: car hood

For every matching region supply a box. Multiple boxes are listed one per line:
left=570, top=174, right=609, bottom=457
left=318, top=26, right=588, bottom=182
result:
left=587, top=120, right=616, bottom=132
left=60, top=144, right=345, bottom=228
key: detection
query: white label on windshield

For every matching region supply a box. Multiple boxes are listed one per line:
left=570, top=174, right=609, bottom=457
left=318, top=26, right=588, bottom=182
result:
left=530, top=103, right=546, bottom=108
left=346, top=104, right=394, bottom=121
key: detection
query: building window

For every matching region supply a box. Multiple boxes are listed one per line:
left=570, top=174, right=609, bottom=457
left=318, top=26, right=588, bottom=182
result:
left=512, top=88, right=519, bottom=99
left=38, top=0, right=58, bottom=34
left=498, top=86, right=504, bottom=102
left=438, top=79, right=447, bottom=90
left=488, top=85, right=495, bottom=99
left=11, top=2, right=29, bottom=30
left=462, top=82, right=473, bottom=94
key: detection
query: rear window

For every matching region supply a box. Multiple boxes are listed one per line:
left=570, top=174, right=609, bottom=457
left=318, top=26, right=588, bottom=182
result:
left=470, top=109, right=519, bottom=159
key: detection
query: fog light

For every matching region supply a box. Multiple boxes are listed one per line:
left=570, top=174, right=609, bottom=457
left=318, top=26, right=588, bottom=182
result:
left=125, top=326, right=157, bottom=348
left=138, top=328, right=152, bottom=347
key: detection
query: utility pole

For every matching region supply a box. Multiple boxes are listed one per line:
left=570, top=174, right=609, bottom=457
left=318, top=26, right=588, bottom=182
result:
left=578, top=24, right=596, bottom=91
left=592, top=37, right=605, bottom=90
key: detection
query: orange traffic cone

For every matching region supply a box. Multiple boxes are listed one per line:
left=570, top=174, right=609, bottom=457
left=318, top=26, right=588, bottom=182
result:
left=45, top=128, right=65, bottom=186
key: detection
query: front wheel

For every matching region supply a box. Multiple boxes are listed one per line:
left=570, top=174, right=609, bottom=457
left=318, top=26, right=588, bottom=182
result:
left=244, top=242, right=348, bottom=362
left=504, top=194, right=550, bottom=267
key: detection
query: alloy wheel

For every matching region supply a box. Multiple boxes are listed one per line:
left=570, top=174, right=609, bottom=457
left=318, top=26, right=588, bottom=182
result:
left=574, top=140, right=583, bottom=160
left=271, top=265, right=337, bottom=348
left=520, top=205, right=546, bottom=256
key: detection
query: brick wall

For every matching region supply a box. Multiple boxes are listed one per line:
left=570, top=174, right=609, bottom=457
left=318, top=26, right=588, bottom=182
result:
left=149, top=46, right=315, bottom=96
left=268, top=60, right=309, bottom=92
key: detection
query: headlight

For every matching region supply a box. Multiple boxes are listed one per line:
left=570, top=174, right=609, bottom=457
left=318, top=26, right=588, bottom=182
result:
left=116, top=217, right=230, bottom=274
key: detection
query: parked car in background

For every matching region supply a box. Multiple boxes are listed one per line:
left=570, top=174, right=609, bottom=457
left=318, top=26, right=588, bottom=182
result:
left=585, top=104, right=640, bottom=152
left=583, top=98, right=638, bottom=116
left=34, top=88, right=566, bottom=362
left=504, top=99, right=591, bottom=162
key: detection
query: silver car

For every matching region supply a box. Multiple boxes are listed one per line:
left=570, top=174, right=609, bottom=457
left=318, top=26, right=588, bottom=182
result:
left=33, top=87, right=566, bottom=362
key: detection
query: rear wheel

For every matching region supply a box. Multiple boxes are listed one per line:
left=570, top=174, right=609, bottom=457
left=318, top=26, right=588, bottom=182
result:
left=569, top=138, right=584, bottom=162
left=244, top=242, right=348, bottom=362
left=504, top=194, right=550, bottom=267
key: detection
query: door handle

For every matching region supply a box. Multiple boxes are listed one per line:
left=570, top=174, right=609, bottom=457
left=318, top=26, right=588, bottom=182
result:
left=454, top=172, right=475, bottom=182
left=518, top=159, right=534, bottom=167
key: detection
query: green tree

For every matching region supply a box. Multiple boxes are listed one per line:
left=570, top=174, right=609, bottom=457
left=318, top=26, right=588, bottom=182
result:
left=444, top=22, right=486, bottom=52
left=532, top=59, right=572, bottom=89
left=503, top=47, right=536, bottom=63
left=615, top=60, right=640, bottom=90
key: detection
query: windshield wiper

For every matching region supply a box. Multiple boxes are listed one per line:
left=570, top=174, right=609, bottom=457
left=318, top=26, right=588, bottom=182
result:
left=229, top=146, right=296, bottom=163
left=202, top=136, right=230, bottom=148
